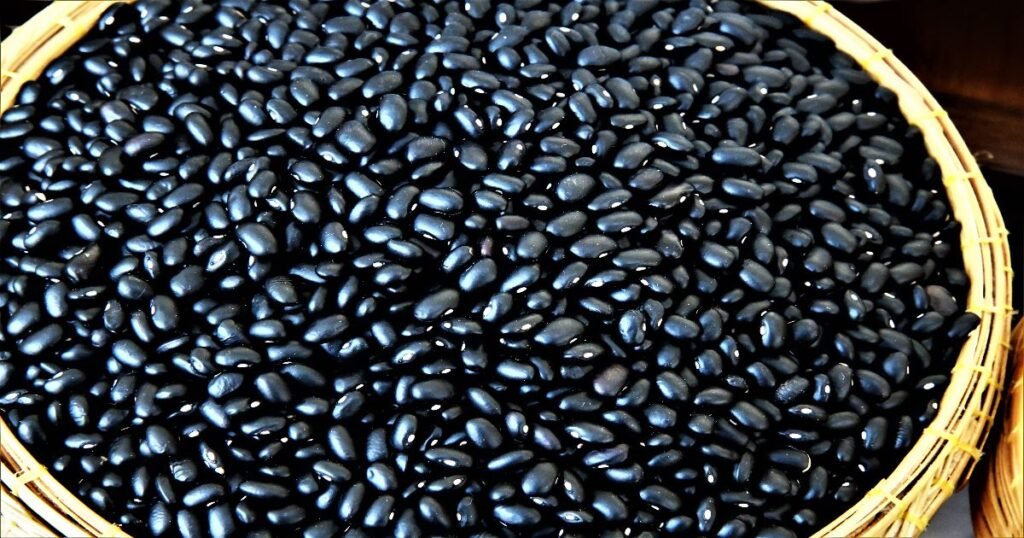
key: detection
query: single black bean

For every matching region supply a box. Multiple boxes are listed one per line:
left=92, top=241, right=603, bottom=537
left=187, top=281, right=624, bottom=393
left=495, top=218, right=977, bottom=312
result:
left=578, top=45, right=622, bottom=67
left=124, top=132, right=165, bottom=157
left=712, top=146, right=761, bottom=168
left=234, top=222, right=276, bottom=256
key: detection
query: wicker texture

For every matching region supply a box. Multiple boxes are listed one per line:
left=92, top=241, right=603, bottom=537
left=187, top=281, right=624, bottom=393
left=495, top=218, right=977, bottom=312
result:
left=972, top=319, right=1024, bottom=538
left=0, top=1, right=1013, bottom=536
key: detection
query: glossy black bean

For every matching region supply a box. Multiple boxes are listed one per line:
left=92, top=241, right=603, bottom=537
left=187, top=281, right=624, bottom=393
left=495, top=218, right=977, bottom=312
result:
left=722, top=178, right=764, bottom=200
left=731, top=401, right=769, bottom=431
left=947, top=312, right=981, bottom=339
left=759, top=468, right=793, bottom=496
left=290, top=160, right=324, bottom=184
left=739, top=260, right=774, bottom=293
left=760, top=312, right=787, bottom=350
left=822, top=222, right=857, bottom=254
left=534, top=317, right=584, bottom=346
left=701, top=242, right=737, bottom=270
left=575, top=44, right=621, bottom=68
left=712, top=146, right=761, bottom=168
left=235, top=223, right=277, bottom=256
left=123, top=132, right=165, bottom=157
left=333, top=120, right=374, bottom=154
left=145, top=425, right=176, bottom=455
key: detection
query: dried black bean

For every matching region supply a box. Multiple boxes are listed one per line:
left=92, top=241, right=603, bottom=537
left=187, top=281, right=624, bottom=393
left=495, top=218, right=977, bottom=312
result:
left=123, top=132, right=164, bottom=157
left=234, top=223, right=277, bottom=256
left=712, top=146, right=761, bottom=168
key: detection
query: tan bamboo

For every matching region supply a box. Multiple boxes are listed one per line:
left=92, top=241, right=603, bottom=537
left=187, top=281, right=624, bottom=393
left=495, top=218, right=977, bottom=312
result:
left=0, top=0, right=1013, bottom=536
left=972, top=320, right=1024, bottom=538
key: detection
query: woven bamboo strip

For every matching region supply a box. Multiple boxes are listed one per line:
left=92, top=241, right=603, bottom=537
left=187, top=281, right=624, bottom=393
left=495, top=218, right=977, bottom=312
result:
left=972, top=320, right=1024, bottom=538
left=0, top=0, right=1012, bottom=537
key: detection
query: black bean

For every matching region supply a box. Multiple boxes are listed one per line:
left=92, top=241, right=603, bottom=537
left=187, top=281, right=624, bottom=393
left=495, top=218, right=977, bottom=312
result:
left=861, top=416, right=888, bottom=451
left=207, top=504, right=235, bottom=538
left=822, top=222, right=857, bottom=254
left=410, top=379, right=454, bottom=401
left=123, top=132, right=165, bottom=157
left=534, top=317, right=584, bottom=346
left=145, top=425, right=177, bottom=455
left=183, top=114, right=213, bottom=146
left=556, top=173, right=596, bottom=202
left=592, top=364, right=629, bottom=397
left=739, top=260, right=774, bottom=293
left=701, top=242, right=737, bottom=270
left=809, top=200, right=846, bottom=223
left=494, top=505, right=542, bottom=526
left=760, top=312, right=787, bottom=350
left=804, top=247, right=833, bottom=274
left=578, top=45, right=622, bottom=67
left=614, top=142, right=654, bottom=169
left=855, top=369, right=892, bottom=400
left=413, top=214, right=454, bottom=241
left=182, top=484, right=224, bottom=507
left=407, top=137, right=447, bottom=162
left=759, top=468, right=793, bottom=495
left=235, top=223, right=277, bottom=256
left=711, top=146, right=761, bottom=168
left=890, top=262, right=924, bottom=284
left=304, top=314, right=349, bottom=343
left=546, top=211, right=587, bottom=238
left=290, top=160, right=324, bottom=184
left=144, top=502, right=172, bottom=537
left=215, top=346, right=261, bottom=368
left=378, top=94, right=408, bottom=132
left=413, top=289, right=458, bottom=322
left=722, top=178, right=764, bottom=200
left=112, top=339, right=146, bottom=368
left=255, top=372, right=291, bottom=403
left=925, top=285, right=958, bottom=316
left=948, top=312, right=981, bottom=339
left=169, top=267, right=204, bottom=297
left=335, top=120, right=375, bottom=154
left=731, top=401, right=769, bottom=431
left=521, top=462, right=559, bottom=495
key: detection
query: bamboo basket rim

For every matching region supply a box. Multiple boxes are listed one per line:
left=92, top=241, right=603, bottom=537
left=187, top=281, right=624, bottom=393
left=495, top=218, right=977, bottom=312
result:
left=764, top=2, right=1014, bottom=535
left=0, top=1, right=1013, bottom=537
left=971, top=320, right=1024, bottom=538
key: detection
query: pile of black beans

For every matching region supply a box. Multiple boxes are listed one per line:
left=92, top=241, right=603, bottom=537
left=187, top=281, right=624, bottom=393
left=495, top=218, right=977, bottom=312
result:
left=0, top=0, right=980, bottom=536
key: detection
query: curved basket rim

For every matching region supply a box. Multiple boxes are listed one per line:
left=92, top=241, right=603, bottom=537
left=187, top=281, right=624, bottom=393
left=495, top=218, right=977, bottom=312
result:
left=971, top=320, right=1024, bottom=538
left=762, top=1, right=1013, bottom=536
left=0, top=1, right=1013, bottom=537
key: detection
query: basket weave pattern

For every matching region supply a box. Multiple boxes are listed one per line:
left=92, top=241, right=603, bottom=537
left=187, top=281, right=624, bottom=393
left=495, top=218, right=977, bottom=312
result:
left=0, top=1, right=1013, bottom=536
left=972, top=320, right=1024, bottom=538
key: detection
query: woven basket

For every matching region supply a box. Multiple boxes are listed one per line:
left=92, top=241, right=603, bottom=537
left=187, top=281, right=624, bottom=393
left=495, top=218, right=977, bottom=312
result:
left=0, top=1, right=1013, bottom=536
left=972, top=319, right=1024, bottom=538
